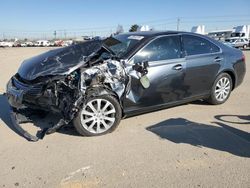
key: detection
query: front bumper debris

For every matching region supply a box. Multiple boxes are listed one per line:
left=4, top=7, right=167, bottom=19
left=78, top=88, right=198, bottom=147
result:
left=8, top=106, right=68, bottom=142
left=6, top=79, right=41, bottom=141
left=9, top=107, right=39, bottom=142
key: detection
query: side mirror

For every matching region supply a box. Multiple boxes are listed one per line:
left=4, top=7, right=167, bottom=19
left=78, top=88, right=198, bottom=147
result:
left=132, top=60, right=150, bottom=88
left=132, top=61, right=149, bottom=75
left=142, top=60, right=149, bottom=69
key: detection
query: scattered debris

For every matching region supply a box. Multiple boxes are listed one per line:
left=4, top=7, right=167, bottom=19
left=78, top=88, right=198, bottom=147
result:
left=37, top=177, right=42, bottom=181
left=14, top=182, right=19, bottom=186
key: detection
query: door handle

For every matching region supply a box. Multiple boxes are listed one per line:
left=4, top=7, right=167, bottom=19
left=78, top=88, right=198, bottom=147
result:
left=214, top=57, right=223, bottom=62
left=172, top=64, right=183, bottom=70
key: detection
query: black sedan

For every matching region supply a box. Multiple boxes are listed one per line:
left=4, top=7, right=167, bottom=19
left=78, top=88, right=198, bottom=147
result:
left=6, top=31, right=246, bottom=141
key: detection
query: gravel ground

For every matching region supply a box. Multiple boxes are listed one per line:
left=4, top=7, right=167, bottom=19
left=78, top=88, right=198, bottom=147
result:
left=0, top=47, right=249, bottom=188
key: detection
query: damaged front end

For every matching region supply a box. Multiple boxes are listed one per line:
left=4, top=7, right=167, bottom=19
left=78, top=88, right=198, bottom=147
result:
left=6, top=34, right=151, bottom=141
left=6, top=48, right=131, bottom=141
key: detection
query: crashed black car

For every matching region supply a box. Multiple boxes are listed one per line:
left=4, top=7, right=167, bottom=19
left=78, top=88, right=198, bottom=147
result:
left=6, top=31, right=246, bottom=141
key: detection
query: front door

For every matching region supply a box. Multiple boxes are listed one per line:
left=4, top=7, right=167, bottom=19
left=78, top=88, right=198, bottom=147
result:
left=123, top=35, right=187, bottom=113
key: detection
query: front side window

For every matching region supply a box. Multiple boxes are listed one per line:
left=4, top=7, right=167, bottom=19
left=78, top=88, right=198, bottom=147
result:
left=183, top=35, right=220, bottom=56
left=133, top=35, right=181, bottom=63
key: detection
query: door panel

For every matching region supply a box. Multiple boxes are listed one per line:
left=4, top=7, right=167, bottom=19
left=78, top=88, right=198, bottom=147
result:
left=182, top=34, right=223, bottom=97
left=123, top=35, right=187, bottom=113
left=184, top=53, right=222, bottom=97
left=123, top=58, right=186, bottom=111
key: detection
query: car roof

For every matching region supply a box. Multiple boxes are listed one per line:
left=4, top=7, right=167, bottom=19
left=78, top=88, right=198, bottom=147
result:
left=114, top=31, right=225, bottom=59
left=120, top=31, right=187, bottom=38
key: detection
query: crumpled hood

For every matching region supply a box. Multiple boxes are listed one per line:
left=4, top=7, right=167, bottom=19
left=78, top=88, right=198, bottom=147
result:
left=18, top=40, right=102, bottom=80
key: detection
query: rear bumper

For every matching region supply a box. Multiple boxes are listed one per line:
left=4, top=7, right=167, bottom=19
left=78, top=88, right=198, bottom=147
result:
left=234, top=60, right=246, bottom=88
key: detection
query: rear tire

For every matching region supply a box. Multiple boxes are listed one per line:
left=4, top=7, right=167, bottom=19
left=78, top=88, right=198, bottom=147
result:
left=73, top=95, right=122, bottom=136
left=207, top=73, right=232, bottom=105
left=243, top=44, right=247, bottom=49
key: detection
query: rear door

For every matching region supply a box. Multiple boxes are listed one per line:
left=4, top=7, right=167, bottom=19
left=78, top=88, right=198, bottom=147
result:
left=182, top=34, right=223, bottom=97
left=123, top=35, right=187, bottom=111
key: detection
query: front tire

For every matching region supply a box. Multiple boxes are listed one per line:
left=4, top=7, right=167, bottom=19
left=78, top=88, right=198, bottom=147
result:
left=73, top=95, right=122, bottom=136
left=207, top=73, right=232, bottom=105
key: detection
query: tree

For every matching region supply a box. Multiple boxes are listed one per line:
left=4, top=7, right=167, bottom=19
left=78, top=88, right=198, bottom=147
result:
left=115, top=24, right=124, bottom=35
left=129, top=24, right=140, bottom=32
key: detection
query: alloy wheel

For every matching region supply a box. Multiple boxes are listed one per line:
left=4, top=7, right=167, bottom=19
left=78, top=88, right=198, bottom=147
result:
left=80, top=98, right=116, bottom=134
left=215, top=77, right=231, bottom=102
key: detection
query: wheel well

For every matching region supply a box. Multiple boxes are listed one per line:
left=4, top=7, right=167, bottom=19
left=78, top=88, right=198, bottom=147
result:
left=85, top=85, right=124, bottom=112
left=223, top=71, right=236, bottom=90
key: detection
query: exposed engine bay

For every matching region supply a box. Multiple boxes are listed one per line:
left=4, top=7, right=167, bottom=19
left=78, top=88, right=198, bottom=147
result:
left=6, top=41, right=149, bottom=141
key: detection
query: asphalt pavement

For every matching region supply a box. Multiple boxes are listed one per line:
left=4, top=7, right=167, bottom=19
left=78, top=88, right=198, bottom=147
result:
left=0, top=47, right=249, bottom=188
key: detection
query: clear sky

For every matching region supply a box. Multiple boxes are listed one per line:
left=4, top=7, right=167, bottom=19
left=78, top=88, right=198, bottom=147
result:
left=0, top=0, right=250, bottom=39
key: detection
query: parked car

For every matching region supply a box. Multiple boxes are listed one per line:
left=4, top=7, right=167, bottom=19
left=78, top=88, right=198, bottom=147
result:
left=82, top=36, right=92, bottom=40
left=35, top=40, right=51, bottom=47
left=25, top=41, right=34, bottom=47
left=54, top=40, right=64, bottom=46
left=225, top=38, right=249, bottom=49
left=6, top=31, right=246, bottom=141
left=21, top=42, right=34, bottom=47
left=13, top=42, right=21, bottom=47
left=62, top=40, right=73, bottom=46
left=0, top=41, right=14, bottom=47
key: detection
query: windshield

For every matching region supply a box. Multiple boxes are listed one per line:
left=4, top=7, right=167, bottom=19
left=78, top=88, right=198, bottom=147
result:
left=103, top=34, right=144, bottom=58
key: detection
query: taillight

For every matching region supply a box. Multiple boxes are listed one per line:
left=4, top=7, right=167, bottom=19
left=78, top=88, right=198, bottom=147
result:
left=242, top=53, right=245, bottom=63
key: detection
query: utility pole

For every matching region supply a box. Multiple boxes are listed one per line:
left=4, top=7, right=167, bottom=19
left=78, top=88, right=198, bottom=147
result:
left=54, top=30, right=57, bottom=39
left=177, top=17, right=180, bottom=31
left=64, top=30, right=67, bottom=39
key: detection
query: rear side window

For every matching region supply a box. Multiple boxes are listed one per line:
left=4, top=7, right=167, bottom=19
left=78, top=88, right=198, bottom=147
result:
left=133, top=35, right=181, bottom=63
left=182, top=35, right=220, bottom=56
